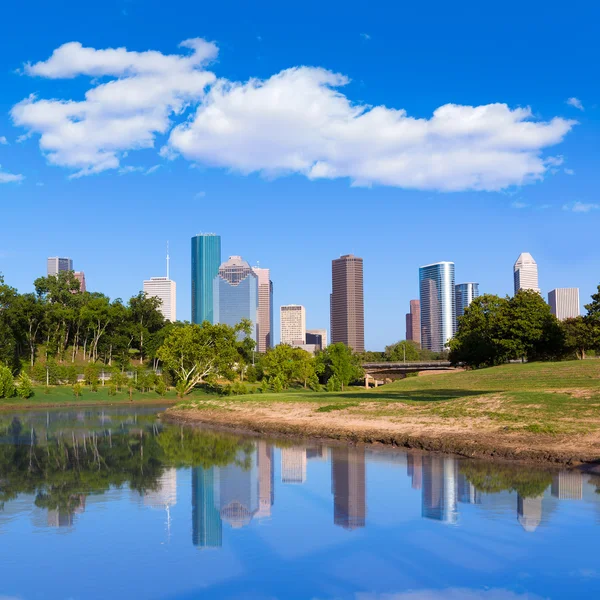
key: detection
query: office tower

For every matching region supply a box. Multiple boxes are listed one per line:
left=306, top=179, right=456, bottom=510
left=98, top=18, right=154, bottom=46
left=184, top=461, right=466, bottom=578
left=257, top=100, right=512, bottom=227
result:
left=253, top=267, right=273, bottom=353
left=331, top=446, right=366, bottom=529
left=257, top=441, right=275, bottom=518
left=144, top=277, right=177, bottom=322
left=455, top=283, right=480, bottom=320
left=191, top=234, right=221, bottom=324
left=280, top=305, right=306, bottom=345
left=331, top=254, right=365, bottom=352
left=419, top=262, right=456, bottom=352
left=457, top=473, right=481, bottom=505
left=47, top=257, right=73, bottom=276
left=551, top=471, right=583, bottom=500
left=213, top=256, right=259, bottom=342
left=74, top=271, right=86, bottom=293
left=281, top=447, right=307, bottom=484
left=406, top=453, right=423, bottom=490
left=514, top=252, right=540, bottom=294
left=306, top=329, right=327, bottom=350
left=548, top=288, right=580, bottom=321
left=142, top=469, right=177, bottom=509
left=192, top=467, right=223, bottom=548
left=517, top=494, right=542, bottom=532
left=422, top=455, right=458, bottom=523
left=405, top=300, right=421, bottom=346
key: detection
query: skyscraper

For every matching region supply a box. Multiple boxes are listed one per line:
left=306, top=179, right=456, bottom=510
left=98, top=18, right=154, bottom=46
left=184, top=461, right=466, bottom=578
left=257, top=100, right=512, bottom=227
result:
left=455, top=283, right=480, bottom=320
left=252, top=267, right=273, bottom=353
left=192, top=467, right=223, bottom=548
left=144, top=278, right=177, bottom=322
left=213, top=256, right=259, bottom=342
left=331, top=446, right=366, bottom=529
left=422, top=455, right=458, bottom=523
left=548, top=288, right=580, bottom=321
left=191, top=234, right=221, bottom=324
left=405, top=299, right=421, bottom=346
left=47, top=257, right=73, bottom=276
left=419, top=262, right=456, bottom=352
left=514, top=252, right=540, bottom=294
left=280, top=305, right=306, bottom=345
left=331, top=254, right=364, bottom=352
left=306, top=329, right=327, bottom=350
left=281, top=447, right=307, bottom=484
left=74, top=271, right=86, bottom=293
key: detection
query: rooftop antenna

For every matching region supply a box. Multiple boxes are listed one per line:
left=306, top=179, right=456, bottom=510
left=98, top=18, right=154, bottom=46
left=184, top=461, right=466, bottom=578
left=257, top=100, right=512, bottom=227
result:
left=166, top=241, right=170, bottom=280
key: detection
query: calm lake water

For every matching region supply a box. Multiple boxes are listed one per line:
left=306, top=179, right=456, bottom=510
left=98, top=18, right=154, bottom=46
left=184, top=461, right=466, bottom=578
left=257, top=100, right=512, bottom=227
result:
left=0, top=406, right=599, bottom=599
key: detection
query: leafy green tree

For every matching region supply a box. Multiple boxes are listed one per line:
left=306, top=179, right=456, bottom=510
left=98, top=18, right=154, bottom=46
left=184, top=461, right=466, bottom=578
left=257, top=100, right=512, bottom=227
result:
left=158, top=321, right=250, bottom=395
left=563, top=316, right=599, bottom=359
left=0, top=364, right=15, bottom=398
left=72, top=383, right=83, bottom=397
left=15, top=372, right=34, bottom=399
left=262, top=345, right=315, bottom=389
left=384, top=340, right=420, bottom=362
left=128, top=292, right=165, bottom=364
left=316, top=343, right=364, bottom=390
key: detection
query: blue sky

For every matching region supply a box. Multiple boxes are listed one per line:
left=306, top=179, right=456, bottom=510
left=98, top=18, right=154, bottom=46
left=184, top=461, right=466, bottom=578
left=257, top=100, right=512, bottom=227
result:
left=0, top=0, right=598, bottom=349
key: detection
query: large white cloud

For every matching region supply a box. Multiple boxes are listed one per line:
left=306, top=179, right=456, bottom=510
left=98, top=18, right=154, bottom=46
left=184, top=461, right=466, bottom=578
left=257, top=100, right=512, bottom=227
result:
left=13, top=39, right=576, bottom=190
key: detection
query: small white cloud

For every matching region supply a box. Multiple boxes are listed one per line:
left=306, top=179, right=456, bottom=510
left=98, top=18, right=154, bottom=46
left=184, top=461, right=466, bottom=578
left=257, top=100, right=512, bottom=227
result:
left=118, top=165, right=145, bottom=175
left=564, top=168, right=575, bottom=175
left=195, top=191, right=206, bottom=198
left=566, top=97, right=584, bottom=111
left=511, top=201, right=529, bottom=209
left=360, top=33, right=371, bottom=40
left=0, top=165, right=24, bottom=183
left=16, top=133, right=30, bottom=143
left=563, top=201, right=599, bottom=213
left=145, top=164, right=161, bottom=175
left=536, top=203, right=552, bottom=210
left=0, top=136, right=8, bottom=145
left=36, top=182, right=44, bottom=186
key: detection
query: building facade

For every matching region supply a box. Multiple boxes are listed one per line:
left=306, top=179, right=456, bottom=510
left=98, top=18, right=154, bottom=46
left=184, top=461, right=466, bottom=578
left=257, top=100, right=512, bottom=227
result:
left=143, top=277, right=177, bottom=322
left=306, top=329, right=327, bottom=350
left=280, top=305, right=306, bottom=345
left=419, top=262, right=456, bottom=353
left=330, top=255, right=364, bottom=352
left=514, top=252, right=540, bottom=294
left=74, top=271, right=86, bottom=293
left=47, top=257, right=73, bottom=276
left=455, top=282, right=480, bottom=319
left=548, top=288, right=580, bottom=321
left=405, top=299, right=421, bottom=346
left=191, top=234, right=221, bottom=324
left=331, top=447, right=366, bottom=530
left=213, top=256, right=258, bottom=342
left=252, top=267, right=273, bottom=353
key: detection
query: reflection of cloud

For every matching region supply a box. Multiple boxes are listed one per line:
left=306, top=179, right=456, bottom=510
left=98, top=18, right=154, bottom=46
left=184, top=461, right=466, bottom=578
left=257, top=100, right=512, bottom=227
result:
left=356, top=588, right=544, bottom=599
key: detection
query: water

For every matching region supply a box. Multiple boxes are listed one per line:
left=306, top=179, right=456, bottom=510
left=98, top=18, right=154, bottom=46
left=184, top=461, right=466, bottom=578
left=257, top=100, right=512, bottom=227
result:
left=0, top=407, right=599, bottom=599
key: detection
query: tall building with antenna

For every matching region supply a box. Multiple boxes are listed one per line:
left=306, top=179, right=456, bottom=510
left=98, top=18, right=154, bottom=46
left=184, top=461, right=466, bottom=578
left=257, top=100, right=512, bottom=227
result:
left=143, top=243, right=177, bottom=322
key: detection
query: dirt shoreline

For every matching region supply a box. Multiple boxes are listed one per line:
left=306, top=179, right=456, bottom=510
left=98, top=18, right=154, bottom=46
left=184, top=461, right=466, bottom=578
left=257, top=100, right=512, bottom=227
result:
left=162, top=403, right=600, bottom=467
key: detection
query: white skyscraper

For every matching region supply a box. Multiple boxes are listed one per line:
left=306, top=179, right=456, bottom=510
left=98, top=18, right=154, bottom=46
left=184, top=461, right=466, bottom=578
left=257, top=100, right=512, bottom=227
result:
left=281, top=447, right=307, bottom=484
left=513, top=252, right=540, bottom=294
left=47, top=257, right=73, bottom=276
left=548, top=288, right=580, bottom=321
left=280, top=305, right=306, bottom=345
left=252, top=267, right=273, bottom=353
left=143, top=245, right=176, bottom=322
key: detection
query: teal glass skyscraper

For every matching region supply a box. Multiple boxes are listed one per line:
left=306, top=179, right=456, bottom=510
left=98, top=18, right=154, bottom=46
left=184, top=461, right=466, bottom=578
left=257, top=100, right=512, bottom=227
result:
left=191, top=234, right=221, bottom=324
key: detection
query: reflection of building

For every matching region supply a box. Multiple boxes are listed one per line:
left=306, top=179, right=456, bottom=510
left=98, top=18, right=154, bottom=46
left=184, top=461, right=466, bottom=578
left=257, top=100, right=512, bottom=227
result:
left=457, top=472, right=481, bottom=504
left=306, top=329, right=327, bottom=350
left=257, top=441, right=275, bottom=518
left=422, top=456, right=458, bottom=523
left=551, top=471, right=583, bottom=500
left=280, top=305, right=306, bottom=346
left=331, top=447, right=366, bottom=529
left=214, top=256, right=259, bottom=343
left=281, top=447, right=307, bottom=484
left=406, top=299, right=421, bottom=346
left=517, top=494, right=542, bottom=532
left=47, top=256, right=73, bottom=276
left=514, top=252, right=539, bottom=294
left=191, top=233, right=221, bottom=324
left=192, top=467, right=222, bottom=547
left=548, top=288, right=580, bottom=321
left=253, top=267, right=273, bottom=352
left=407, top=453, right=423, bottom=490
left=307, top=445, right=328, bottom=461
left=218, top=450, right=259, bottom=528
left=455, top=283, right=479, bottom=320
left=46, top=495, right=86, bottom=528
left=419, top=262, right=456, bottom=352
left=143, top=469, right=177, bottom=509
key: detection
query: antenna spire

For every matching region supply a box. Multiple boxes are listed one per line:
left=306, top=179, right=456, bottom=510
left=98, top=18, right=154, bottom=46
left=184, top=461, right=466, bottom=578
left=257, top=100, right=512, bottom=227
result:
left=166, top=241, right=170, bottom=280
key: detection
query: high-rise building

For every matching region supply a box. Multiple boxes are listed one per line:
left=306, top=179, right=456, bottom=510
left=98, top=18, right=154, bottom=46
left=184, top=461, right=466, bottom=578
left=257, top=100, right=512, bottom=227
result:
left=405, top=300, right=421, bottom=345
left=74, top=271, right=86, bottom=293
left=47, top=257, right=73, bottom=276
left=306, top=329, right=327, bottom=351
left=257, top=441, right=275, bottom=518
left=192, top=467, right=223, bottom=547
left=280, top=305, right=306, bottom=345
left=144, top=277, right=177, bottom=322
left=213, top=256, right=258, bottom=342
left=419, top=262, right=456, bottom=352
left=331, top=254, right=364, bottom=352
left=455, top=283, right=480, bottom=320
left=331, top=446, right=366, bottom=529
left=422, top=455, right=458, bottom=523
left=548, top=288, right=580, bottom=321
left=407, top=453, right=423, bottom=490
left=252, top=267, right=273, bottom=353
left=281, top=447, right=307, bottom=484
left=514, top=252, right=540, bottom=294
left=191, top=234, right=221, bottom=324
left=551, top=471, right=583, bottom=500
left=141, top=469, right=177, bottom=509
left=517, top=494, right=542, bottom=532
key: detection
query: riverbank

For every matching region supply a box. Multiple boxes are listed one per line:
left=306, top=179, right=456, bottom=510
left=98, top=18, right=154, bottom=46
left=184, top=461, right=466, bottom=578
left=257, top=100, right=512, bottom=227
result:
left=163, top=360, right=600, bottom=465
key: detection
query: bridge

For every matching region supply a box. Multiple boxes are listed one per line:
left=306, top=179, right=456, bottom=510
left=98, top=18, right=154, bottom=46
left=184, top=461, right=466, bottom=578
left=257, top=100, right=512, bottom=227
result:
left=361, top=361, right=453, bottom=386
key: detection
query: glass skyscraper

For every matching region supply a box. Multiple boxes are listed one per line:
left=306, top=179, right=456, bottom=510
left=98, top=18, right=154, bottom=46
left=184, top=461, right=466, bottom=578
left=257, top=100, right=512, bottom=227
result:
left=455, top=282, right=480, bottom=320
left=213, top=256, right=259, bottom=342
left=191, top=234, right=221, bottom=324
left=419, top=261, right=456, bottom=352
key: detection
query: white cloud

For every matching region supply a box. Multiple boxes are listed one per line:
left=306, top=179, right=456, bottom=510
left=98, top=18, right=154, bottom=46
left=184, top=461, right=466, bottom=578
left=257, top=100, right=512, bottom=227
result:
left=564, top=168, right=575, bottom=175
left=360, top=33, right=371, bottom=40
left=511, top=201, right=529, bottom=209
left=195, top=190, right=206, bottom=198
left=13, top=39, right=577, bottom=191
left=167, top=66, right=576, bottom=191
left=12, top=39, right=217, bottom=178
left=0, top=166, right=24, bottom=183
left=563, top=201, right=599, bottom=213
left=0, top=136, right=8, bottom=145
left=566, top=97, right=584, bottom=111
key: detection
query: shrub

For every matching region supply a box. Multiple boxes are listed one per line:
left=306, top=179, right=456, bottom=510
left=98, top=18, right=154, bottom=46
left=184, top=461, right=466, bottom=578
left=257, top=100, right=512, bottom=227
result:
left=232, top=382, right=248, bottom=396
left=84, top=364, right=100, bottom=386
left=175, top=381, right=187, bottom=398
left=16, top=372, right=34, bottom=399
left=155, top=378, right=167, bottom=396
left=72, top=383, right=83, bottom=398
left=271, top=375, right=284, bottom=393
left=326, top=375, right=342, bottom=392
left=246, top=366, right=258, bottom=383
left=108, top=384, right=117, bottom=397
left=67, top=366, right=79, bottom=385
left=260, top=378, right=269, bottom=394
left=0, top=365, right=15, bottom=398
left=308, top=374, right=321, bottom=392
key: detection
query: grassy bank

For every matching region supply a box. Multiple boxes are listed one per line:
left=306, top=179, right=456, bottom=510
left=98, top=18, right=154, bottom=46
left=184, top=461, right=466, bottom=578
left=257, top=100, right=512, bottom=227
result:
left=165, top=360, right=600, bottom=464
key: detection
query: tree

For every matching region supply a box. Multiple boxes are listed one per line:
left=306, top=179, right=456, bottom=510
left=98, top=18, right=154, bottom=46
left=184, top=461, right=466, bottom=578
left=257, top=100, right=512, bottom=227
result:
left=0, top=364, right=15, bottom=398
left=128, top=292, right=165, bottom=364
left=14, top=293, right=45, bottom=367
left=157, top=321, right=251, bottom=395
left=15, top=372, right=34, bottom=399
left=384, top=340, right=420, bottom=362
left=262, top=345, right=315, bottom=389
left=316, top=343, right=364, bottom=391
left=563, top=316, right=599, bottom=360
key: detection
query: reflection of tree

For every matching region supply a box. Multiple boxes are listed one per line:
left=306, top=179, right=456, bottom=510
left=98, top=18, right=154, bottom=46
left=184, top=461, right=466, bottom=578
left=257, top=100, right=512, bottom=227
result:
left=589, top=475, right=600, bottom=494
left=459, top=461, right=552, bottom=498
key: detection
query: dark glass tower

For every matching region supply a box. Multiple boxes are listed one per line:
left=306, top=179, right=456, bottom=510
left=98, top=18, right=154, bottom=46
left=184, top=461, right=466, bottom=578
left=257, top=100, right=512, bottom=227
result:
left=192, top=467, right=223, bottom=548
left=191, top=234, right=221, bottom=324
